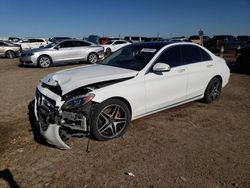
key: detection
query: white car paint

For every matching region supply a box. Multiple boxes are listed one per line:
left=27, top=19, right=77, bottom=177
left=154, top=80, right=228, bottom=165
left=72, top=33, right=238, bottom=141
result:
left=41, top=64, right=138, bottom=95
left=34, top=42, right=230, bottom=149
left=18, top=38, right=47, bottom=50
left=101, top=40, right=131, bottom=53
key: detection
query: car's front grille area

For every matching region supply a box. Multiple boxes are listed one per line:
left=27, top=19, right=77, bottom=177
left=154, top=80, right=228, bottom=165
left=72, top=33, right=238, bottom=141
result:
left=41, top=82, right=62, bottom=96
left=36, top=89, right=58, bottom=131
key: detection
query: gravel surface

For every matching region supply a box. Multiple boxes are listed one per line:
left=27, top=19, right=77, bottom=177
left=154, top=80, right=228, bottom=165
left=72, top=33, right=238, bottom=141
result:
left=0, top=58, right=249, bottom=188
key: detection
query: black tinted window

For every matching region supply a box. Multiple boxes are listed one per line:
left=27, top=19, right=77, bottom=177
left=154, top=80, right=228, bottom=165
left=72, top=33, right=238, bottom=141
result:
left=75, top=41, right=91, bottom=46
left=59, top=41, right=74, bottom=48
left=200, top=48, right=212, bottom=61
left=156, top=46, right=181, bottom=68
left=0, top=42, right=7, bottom=46
left=181, top=45, right=202, bottom=64
left=131, top=37, right=140, bottom=40
left=114, top=41, right=126, bottom=45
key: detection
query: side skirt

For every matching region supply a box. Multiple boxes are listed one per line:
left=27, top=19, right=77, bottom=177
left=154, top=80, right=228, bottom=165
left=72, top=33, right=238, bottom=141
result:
left=133, top=94, right=203, bottom=120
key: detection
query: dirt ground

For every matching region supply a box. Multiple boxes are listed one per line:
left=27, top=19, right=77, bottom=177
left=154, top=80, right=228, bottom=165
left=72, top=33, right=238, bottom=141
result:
left=0, top=56, right=249, bottom=188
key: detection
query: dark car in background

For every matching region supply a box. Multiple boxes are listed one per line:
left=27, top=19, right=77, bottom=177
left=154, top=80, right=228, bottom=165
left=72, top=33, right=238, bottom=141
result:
left=235, top=44, right=250, bottom=74
left=237, top=35, right=250, bottom=45
left=189, top=35, right=211, bottom=45
left=8, top=37, right=22, bottom=43
left=205, top=35, right=242, bottom=52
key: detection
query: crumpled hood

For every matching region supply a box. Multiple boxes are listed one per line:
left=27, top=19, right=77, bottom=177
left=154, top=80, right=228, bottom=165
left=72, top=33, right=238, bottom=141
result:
left=41, top=64, right=138, bottom=95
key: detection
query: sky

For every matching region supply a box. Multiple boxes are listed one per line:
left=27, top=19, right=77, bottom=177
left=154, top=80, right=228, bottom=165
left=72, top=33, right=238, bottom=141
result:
left=0, top=0, right=250, bottom=38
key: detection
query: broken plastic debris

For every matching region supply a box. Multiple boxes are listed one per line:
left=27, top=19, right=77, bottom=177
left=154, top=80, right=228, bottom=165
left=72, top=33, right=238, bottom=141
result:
left=125, top=172, right=135, bottom=177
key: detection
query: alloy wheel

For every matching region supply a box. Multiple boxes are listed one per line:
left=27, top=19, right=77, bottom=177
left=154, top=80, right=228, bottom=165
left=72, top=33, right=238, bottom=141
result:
left=97, top=104, right=127, bottom=138
left=209, top=81, right=221, bottom=101
left=39, top=56, right=51, bottom=67
left=88, top=53, right=98, bottom=63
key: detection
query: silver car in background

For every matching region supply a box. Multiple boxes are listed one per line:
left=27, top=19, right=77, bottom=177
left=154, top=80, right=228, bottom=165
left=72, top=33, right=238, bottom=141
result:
left=20, top=39, right=104, bottom=67
left=0, top=40, right=21, bottom=58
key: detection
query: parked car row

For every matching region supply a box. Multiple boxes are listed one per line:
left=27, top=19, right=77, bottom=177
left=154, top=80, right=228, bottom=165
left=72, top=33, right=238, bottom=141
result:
left=20, top=39, right=104, bottom=67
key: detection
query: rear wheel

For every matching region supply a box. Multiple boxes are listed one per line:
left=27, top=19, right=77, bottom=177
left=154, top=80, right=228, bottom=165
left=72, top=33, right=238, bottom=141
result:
left=88, top=53, right=98, bottom=64
left=90, top=99, right=130, bottom=141
left=37, top=55, right=52, bottom=68
left=5, top=50, right=15, bottom=59
left=203, top=77, right=222, bottom=103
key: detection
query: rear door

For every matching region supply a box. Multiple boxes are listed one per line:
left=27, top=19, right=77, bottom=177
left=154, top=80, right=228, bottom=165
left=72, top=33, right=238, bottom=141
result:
left=144, top=45, right=188, bottom=112
left=73, top=41, right=92, bottom=60
left=180, top=44, right=214, bottom=98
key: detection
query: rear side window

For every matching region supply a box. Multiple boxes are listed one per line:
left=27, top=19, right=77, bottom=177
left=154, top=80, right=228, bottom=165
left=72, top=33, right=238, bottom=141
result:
left=181, top=45, right=201, bottom=64
left=75, top=41, right=91, bottom=46
left=181, top=45, right=211, bottom=64
left=156, top=46, right=181, bottom=68
left=114, top=41, right=127, bottom=45
left=200, top=48, right=212, bottom=61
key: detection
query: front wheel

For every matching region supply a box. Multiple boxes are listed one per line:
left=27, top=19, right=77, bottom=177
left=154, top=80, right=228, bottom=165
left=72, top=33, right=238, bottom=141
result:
left=90, top=99, right=131, bottom=141
left=37, top=55, right=52, bottom=68
left=5, top=50, right=15, bottom=59
left=88, top=53, right=98, bottom=64
left=203, top=77, right=222, bottom=103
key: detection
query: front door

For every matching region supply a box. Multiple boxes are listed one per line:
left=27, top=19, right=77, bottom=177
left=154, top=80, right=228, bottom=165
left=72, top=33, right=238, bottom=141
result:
left=144, top=46, right=188, bottom=112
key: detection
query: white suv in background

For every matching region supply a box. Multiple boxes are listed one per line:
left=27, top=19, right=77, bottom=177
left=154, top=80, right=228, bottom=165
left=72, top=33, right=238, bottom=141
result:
left=18, top=38, right=48, bottom=50
left=101, top=40, right=131, bottom=55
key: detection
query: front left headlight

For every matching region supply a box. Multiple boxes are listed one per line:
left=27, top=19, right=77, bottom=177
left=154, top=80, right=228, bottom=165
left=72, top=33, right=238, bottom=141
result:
left=61, top=94, right=95, bottom=110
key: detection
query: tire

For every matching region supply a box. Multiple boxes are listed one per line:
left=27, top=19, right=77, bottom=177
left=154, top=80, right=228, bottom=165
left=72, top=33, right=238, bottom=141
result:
left=88, top=53, right=98, bottom=64
left=106, top=48, right=111, bottom=56
left=5, top=50, right=15, bottom=59
left=37, top=55, right=52, bottom=68
left=203, top=77, right=222, bottom=103
left=90, top=98, right=131, bottom=141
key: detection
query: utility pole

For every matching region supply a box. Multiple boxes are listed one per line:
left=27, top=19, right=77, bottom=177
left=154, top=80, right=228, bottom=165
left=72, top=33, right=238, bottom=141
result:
left=157, top=32, right=160, bottom=40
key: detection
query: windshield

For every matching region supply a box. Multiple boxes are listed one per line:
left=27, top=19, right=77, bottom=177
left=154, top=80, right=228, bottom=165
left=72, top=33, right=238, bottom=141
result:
left=44, top=42, right=58, bottom=48
left=101, top=44, right=160, bottom=71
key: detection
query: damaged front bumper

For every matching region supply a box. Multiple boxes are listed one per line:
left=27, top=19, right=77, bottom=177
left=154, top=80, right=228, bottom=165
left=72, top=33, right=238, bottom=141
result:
left=34, top=85, right=89, bottom=149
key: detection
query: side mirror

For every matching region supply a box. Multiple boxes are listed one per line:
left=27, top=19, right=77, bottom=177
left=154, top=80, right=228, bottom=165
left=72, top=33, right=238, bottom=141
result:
left=152, top=63, right=171, bottom=72
left=54, top=46, right=59, bottom=50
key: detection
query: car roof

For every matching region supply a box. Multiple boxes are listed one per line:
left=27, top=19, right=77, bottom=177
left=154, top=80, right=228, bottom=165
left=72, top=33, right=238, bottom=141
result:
left=58, top=39, right=95, bottom=45
left=130, top=41, right=173, bottom=49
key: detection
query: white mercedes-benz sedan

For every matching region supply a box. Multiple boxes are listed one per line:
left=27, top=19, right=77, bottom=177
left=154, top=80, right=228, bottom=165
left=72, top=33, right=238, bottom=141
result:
left=34, top=42, right=230, bottom=149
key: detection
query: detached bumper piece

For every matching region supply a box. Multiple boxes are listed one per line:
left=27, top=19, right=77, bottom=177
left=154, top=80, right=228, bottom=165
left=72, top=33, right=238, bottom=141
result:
left=34, top=89, right=88, bottom=149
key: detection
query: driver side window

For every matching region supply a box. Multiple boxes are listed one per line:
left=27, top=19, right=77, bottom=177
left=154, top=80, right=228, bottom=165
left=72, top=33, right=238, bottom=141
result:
left=155, top=46, right=181, bottom=68
left=59, top=41, right=74, bottom=48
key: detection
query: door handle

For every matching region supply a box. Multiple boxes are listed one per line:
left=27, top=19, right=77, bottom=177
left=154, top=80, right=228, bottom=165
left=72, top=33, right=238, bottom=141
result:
left=207, top=64, right=213, bottom=68
left=177, top=69, right=185, bottom=73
